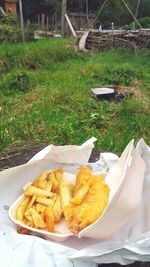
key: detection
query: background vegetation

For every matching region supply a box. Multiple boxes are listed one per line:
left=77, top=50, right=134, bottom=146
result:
left=0, top=39, right=150, bottom=154
left=0, top=13, right=34, bottom=43
left=21, top=0, right=150, bottom=27
left=0, top=0, right=150, bottom=27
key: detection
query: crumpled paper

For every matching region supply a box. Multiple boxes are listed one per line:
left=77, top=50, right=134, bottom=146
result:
left=0, top=137, right=150, bottom=267
left=29, top=137, right=97, bottom=165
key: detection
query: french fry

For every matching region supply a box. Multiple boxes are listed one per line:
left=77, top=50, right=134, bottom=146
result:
left=52, top=178, right=59, bottom=193
left=38, top=171, right=51, bottom=181
left=32, top=209, right=46, bottom=228
left=36, top=203, right=46, bottom=214
left=27, top=194, right=36, bottom=209
left=24, top=212, right=33, bottom=223
left=44, top=206, right=55, bottom=232
left=71, top=183, right=91, bottom=205
left=36, top=196, right=54, bottom=206
left=25, top=185, right=54, bottom=198
left=53, top=195, right=62, bottom=222
left=25, top=208, right=46, bottom=228
left=23, top=182, right=32, bottom=191
left=60, top=182, right=72, bottom=211
left=35, top=203, right=46, bottom=221
left=31, top=180, right=39, bottom=187
left=50, top=174, right=59, bottom=193
left=54, top=169, right=64, bottom=182
left=16, top=196, right=30, bottom=222
left=36, top=180, right=47, bottom=189
left=74, top=167, right=93, bottom=189
left=47, top=172, right=55, bottom=181
left=45, top=181, right=52, bottom=192
left=32, top=171, right=52, bottom=189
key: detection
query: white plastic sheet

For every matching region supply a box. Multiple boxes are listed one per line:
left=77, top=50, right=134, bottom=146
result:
left=0, top=138, right=150, bottom=267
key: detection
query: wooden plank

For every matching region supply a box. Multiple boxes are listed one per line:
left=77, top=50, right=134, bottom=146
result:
left=65, top=14, right=77, bottom=38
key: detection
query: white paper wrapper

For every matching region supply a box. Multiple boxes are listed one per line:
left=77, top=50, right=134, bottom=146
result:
left=0, top=137, right=150, bottom=267
left=29, top=137, right=97, bottom=165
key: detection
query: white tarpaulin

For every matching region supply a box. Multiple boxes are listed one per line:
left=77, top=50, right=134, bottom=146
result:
left=0, top=137, right=150, bottom=267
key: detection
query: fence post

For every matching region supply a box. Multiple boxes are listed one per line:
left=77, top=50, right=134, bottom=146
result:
left=19, top=0, right=25, bottom=43
left=61, top=0, right=67, bottom=37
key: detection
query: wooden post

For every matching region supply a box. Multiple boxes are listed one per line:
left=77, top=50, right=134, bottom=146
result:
left=61, top=0, right=67, bottom=37
left=121, top=0, right=142, bottom=29
left=135, top=0, right=140, bottom=29
left=38, top=14, right=40, bottom=27
left=19, top=0, right=25, bottom=43
left=65, top=14, right=77, bottom=38
left=46, top=17, right=49, bottom=31
left=54, top=14, right=56, bottom=28
left=86, top=0, right=89, bottom=28
left=112, top=22, right=114, bottom=48
left=135, top=0, right=140, bottom=19
left=41, top=14, right=45, bottom=29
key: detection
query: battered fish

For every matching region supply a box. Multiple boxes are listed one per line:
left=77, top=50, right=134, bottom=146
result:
left=64, top=168, right=110, bottom=233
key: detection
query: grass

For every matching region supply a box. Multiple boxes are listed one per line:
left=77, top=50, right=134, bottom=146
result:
left=0, top=38, right=150, bottom=154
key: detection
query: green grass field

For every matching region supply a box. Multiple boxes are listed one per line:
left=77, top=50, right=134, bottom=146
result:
left=0, top=39, right=150, bottom=154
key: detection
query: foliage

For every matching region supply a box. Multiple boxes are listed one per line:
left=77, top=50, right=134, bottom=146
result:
left=128, top=17, right=150, bottom=29
left=0, top=24, right=17, bottom=43
left=1, top=0, right=150, bottom=31
left=0, top=13, right=34, bottom=43
left=0, top=12, right=18, bottom=25
left=0, top=39, right=150, bottom=154
left=23, top=0, right=61, bottom=21
left=22, top=0, right=150, bottom=28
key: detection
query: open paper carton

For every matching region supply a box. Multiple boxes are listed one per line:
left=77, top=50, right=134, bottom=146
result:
left=9, top=139, right=145, bottom=241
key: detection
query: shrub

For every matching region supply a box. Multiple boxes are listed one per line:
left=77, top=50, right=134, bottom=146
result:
left=0, top=12, right=18, bottom=24
left=0, top=13, right=34, bottom=43
left=128, top=17, right=150, bottom=29
left=0, top=23, right=20, bottom=43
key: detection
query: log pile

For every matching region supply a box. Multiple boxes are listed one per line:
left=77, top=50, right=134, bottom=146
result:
left=79, top=29, right=150, bottom=51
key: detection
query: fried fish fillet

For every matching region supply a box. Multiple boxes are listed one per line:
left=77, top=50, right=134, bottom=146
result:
left=64, top=168, right=110, bottom=233
left=71, top=167, right=93, bottom=205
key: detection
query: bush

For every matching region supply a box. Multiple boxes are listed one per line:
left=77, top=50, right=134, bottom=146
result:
left=128, top=17, right=150, bottom=29
left=0, top=24, right=20, bottom=43
left=0, top=13, right=18, bottom=25
left=0, top=13, right=34, bottom=43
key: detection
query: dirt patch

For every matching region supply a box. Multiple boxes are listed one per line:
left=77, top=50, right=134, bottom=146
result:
left=94, top=82, right=142, bottom=102
left=0, top=141, right=47, bottom=171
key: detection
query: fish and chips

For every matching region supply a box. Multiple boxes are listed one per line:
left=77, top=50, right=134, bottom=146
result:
left=16, top=167, right=110, bottom=234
